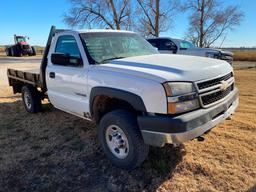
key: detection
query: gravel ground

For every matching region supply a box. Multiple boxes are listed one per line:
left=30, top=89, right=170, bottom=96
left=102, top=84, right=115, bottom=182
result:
left=0, top=57, right=41, bottom=64
left=233, top=61, right=256, bottom=69
left=0, top=57, right=39, bottom=94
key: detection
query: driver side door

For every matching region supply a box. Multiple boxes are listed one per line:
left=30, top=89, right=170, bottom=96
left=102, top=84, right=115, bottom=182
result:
left=46, top=34, right=89, bottom=117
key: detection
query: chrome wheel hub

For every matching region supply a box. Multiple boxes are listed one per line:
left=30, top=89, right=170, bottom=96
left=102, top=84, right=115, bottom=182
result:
left=105, top=125, right=129, bottom=159
left=24, top=91, right=32, bottom=109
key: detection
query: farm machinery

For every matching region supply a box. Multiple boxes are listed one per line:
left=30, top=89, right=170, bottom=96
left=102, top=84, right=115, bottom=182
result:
left=5, top=35, right=36, bottom=57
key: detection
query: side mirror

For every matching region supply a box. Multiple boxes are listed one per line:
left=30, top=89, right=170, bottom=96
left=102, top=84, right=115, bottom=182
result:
left=168, top=45, right=178, bottom=54
left=51, top=53, right=83, bottom=66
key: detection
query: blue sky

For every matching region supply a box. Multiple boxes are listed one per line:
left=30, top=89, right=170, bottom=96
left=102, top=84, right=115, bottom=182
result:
left=0, top=0, right=255, bottom=47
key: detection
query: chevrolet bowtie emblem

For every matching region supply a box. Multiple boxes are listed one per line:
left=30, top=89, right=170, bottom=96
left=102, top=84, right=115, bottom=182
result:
left=220, top=80, right=229, bottom=91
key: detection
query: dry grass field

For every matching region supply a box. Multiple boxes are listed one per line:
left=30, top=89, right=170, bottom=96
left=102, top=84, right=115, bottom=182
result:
left=233, top=50, right=256, bottom=62
left=0, top=61, right=255, bottom=191
left=0, top=47, right=5, bottom=56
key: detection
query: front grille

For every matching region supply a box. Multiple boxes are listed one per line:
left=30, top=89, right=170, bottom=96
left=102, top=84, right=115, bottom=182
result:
left=22, top=45, right=30, bottom=49
left=201, top=84, right=234, bottom=106
left=196, top=72, right=234, bottom=107
left=197, top=72, right=233, bottom=90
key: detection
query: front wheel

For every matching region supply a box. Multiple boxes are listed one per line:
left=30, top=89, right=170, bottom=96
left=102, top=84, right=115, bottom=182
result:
left=15, top=47, right=22, bottom=57
left=98, top=110, right=149, bottom=169
left=10, top=47, right=15, bottom=56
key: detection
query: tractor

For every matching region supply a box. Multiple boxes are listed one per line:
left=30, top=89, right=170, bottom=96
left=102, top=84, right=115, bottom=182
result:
left=5, top=35, right=36, bottom=57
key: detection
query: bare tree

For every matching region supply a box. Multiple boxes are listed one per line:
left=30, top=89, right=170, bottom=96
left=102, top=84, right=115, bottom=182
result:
left=135, top=0, right=179, bottom=37
left=64, top=0, right=131, bottom=30
left=184, top=0, right=243, bottom=47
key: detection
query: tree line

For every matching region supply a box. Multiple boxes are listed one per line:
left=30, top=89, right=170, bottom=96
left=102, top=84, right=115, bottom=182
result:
left=64, top=0, right=243, bottom=48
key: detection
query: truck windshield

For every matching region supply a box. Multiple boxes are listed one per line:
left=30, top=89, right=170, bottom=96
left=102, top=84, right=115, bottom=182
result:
left=80, top=32, right=158, bottom=64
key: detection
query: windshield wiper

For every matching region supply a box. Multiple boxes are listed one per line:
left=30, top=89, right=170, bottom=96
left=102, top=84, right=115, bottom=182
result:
left=101, top=56, right=125, bottom=63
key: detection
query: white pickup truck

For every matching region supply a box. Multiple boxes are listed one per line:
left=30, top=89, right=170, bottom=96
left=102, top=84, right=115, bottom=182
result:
left=7, top=26, right=239, bottom=169
left=147, top=37, right=233, bottom=64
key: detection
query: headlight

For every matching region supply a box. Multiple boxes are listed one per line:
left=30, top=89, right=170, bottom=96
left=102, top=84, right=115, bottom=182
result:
left=163, top=82, right=199, bottom=114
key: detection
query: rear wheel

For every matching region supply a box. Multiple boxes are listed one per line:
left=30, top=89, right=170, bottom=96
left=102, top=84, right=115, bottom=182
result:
left=21, top=85, right=42, bottom=113
left=31, top=46, right=36, bottom=56
left=5, top=48, right=10, bottom=56
left=15, top=47, right=22, bottom=57
left=98, top=110, right=149, bottom=169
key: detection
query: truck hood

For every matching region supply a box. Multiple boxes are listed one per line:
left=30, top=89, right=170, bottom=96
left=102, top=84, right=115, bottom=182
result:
left=96, top=54, right=233, bottom=83
left=189, top=47, right=233, bottom=56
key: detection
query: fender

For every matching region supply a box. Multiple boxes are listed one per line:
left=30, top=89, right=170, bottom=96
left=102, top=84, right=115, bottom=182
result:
left=89, top=87, right=147, bottom=115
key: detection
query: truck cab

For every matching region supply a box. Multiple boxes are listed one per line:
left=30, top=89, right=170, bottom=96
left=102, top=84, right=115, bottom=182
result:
left=7, top=26, right=239, bottom=169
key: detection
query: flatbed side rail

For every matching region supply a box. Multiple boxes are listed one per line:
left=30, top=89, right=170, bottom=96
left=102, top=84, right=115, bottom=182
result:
left=7, top=68, right=40, bottom=87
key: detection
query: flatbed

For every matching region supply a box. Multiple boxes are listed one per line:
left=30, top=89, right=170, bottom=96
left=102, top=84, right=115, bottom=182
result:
left=7, top=68, right=41, bottom=93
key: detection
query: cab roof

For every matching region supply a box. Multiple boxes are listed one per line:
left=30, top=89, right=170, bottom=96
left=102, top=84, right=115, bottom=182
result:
left=77, top=29, right=135, bottom=34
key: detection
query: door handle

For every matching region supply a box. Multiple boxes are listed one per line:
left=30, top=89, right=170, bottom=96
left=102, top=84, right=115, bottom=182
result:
left=49, top=72, right=55, bottom=79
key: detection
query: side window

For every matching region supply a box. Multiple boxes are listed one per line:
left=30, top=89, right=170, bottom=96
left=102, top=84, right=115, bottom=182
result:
left=55, top=35, right=81, bottom=59
left=159, top=39, right=176, bottom=51
left=147, top=39, right=159, bottom=48
left=179, top=41, right=195, bottom=49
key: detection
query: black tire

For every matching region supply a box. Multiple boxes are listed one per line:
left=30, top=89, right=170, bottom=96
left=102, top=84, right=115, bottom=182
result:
left=5, top=48, right=10, bottom=56
left=21, top=85, right=42, bottom=113
left=15, top=47, right=22, bottom=57
left=10, top=47, right=15, bottom=56
left=31, top=46, right=36, bottom=56
left=98, top=110, right=149, bottom=169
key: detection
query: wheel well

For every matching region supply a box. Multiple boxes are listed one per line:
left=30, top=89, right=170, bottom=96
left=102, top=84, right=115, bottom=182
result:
left=92, top=95, right=139, bottom=123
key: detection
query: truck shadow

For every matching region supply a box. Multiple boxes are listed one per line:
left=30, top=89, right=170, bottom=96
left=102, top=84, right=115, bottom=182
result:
left=0, top=100, right=186, bottom=192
